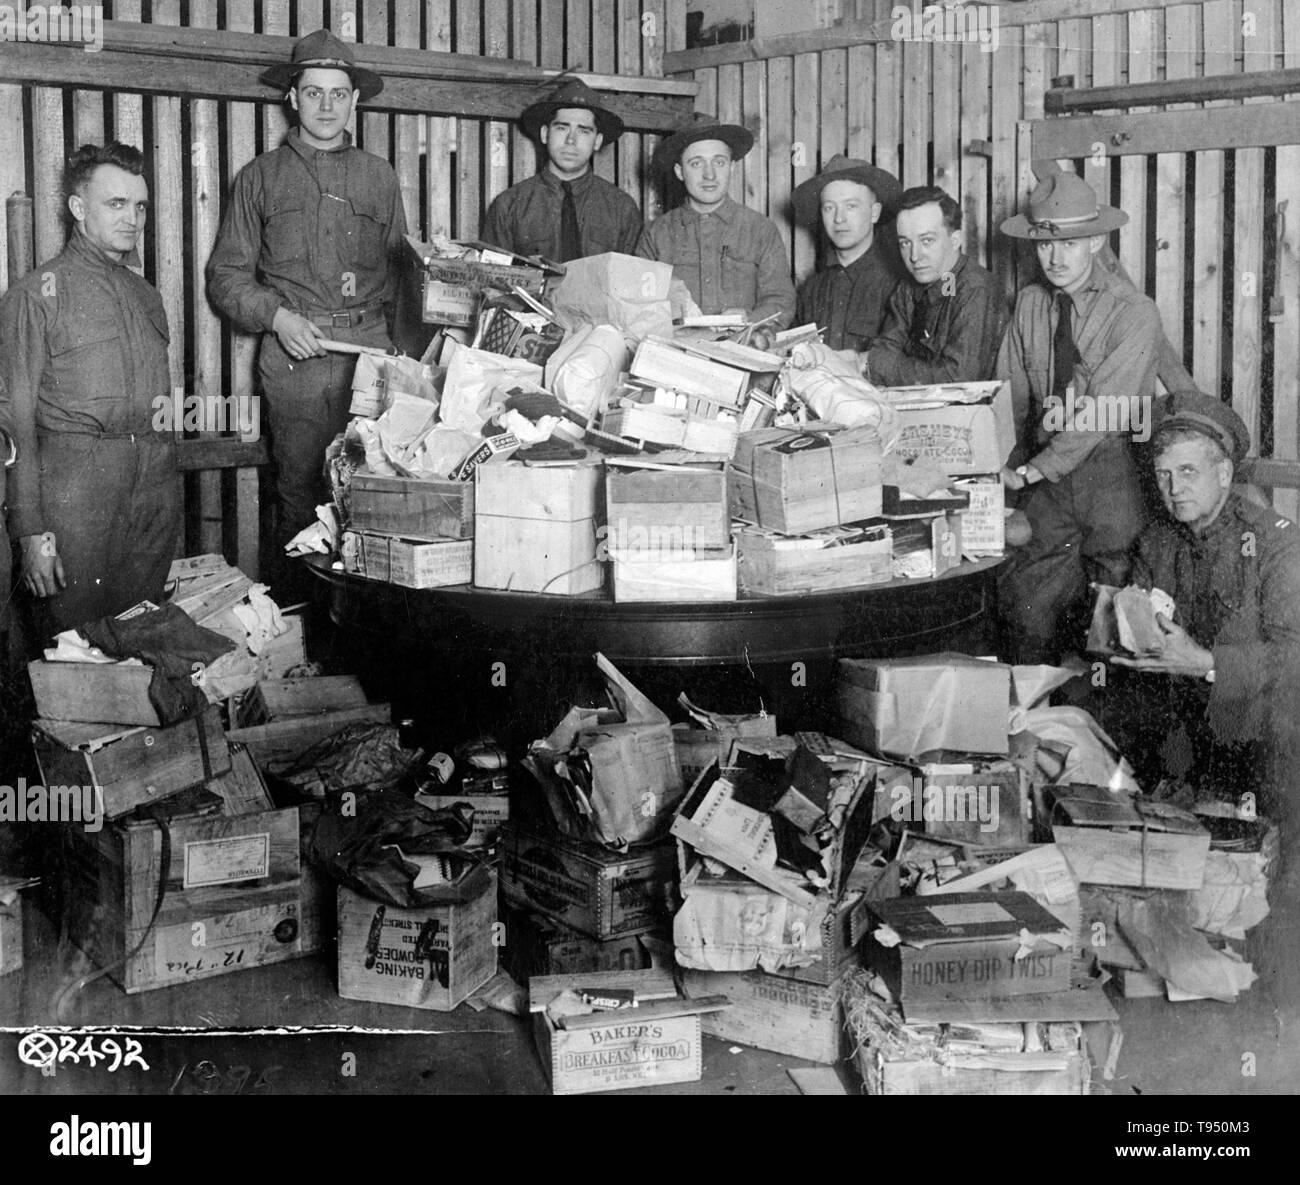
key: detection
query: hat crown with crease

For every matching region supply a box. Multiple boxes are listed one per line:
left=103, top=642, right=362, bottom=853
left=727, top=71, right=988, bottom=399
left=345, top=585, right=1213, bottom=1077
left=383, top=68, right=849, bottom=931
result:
left=1000, top=171, right=1126, bottom=240
left=792, top=154, right=903, bottom=223
left=652, top=112, right=753, bottom=176
left=521, top=78, right=624, bottom=143
left=1156, top=390, right=1251, bottom=464
left=260, top=28, right=384, bottom=101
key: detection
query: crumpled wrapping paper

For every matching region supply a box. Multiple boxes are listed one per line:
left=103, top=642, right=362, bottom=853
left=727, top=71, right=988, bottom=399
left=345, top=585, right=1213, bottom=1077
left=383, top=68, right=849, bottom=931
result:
left=673, top=877, right=828, bottom=973
left=1117, top=892, right=1256, bottom=1002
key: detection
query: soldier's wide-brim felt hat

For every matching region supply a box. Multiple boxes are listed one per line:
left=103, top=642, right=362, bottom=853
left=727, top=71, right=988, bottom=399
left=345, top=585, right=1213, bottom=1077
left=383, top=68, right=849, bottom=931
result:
left=792, top=155, right=903, bottom=223
left=651, top=113, right=753, bottom=176
left=1155, top=391, right=1251, bottom=464
left=261, top=29, right=384, bottom=102
left=521, top=79, right=624, bottom=143
left=1000, top=171, right=1126, bottom=240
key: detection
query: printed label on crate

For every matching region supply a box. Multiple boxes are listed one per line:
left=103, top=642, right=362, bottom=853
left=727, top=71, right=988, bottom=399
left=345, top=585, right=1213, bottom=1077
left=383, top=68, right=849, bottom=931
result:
left=152, top=903, right=300, bottom=982
left=182, top=833, right=271, bottom=889
left=927, top=902, right=1015, bottom=927
left=516, top=846, right=593, bottom=911
left=360, top=907, right=452, bottom=986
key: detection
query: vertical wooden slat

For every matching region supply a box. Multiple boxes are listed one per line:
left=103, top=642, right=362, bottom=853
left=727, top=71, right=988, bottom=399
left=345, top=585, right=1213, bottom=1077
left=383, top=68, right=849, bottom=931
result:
left=767, top=56, right=795, bottom=276
left=362, top=1, right=391, bottom=161
left=1191, top=1, right=1233, bottom=392
left=989, top=26, right=1022, bottom=297
left=296, top=0, right=325, bottom=30
left=32, top=90, right=66, bottom=266
left=262, top=3, right=291, bottom=152
left=1232, top=0, right=1273, bottom=443
left=845, top=41, right=873, bottom=162
left=958, top=40, right=990, bottom=269
left=72, top=91, right=105, bottom=147
left=539, top=0, right=564, bottom=67
left=190, top=0, right=223, bottom=556
left=642, top=0, right=667, bottom=222
left=151, top=0, right=184, bottom=394
left=0, top=83, right=25, bottom=289
left=455, top=1, right=483, bottom=238
left=482, top=0, right=511, bottom=216
left=900, top=38, right=929, bottom=187
left=1155, top=5, right=1194, bottom=360
left=1083, top=14, right=1120, bottom=205
left=227, top=0, right=259, bottom=578
left=394, top=3, right=421, bottom=235
left=592, top=0, right=616, bottom=183
left=1120, top=8, right=1155, bottom=292
left=716, top=63, right=742, bottom=205
left=567, top=0, right=592, bottom=68
left=741, top=59, right=767, bottom=216
left=792, top=52, right=819, bottom=286
left=930, top=41, right=959, bottom=201
left=425, top=1, right=454, bottom=239
left=872, top=36, right=898, bottom=180
left=618, top=0, right=642, bottom=206
left=110, top=0, right=145, bottom=152
left=819, top=45, right=847, bottom=163
left=512, top=0, right=540, bottom=188
left=1274, top=0, right=1300, bottom=519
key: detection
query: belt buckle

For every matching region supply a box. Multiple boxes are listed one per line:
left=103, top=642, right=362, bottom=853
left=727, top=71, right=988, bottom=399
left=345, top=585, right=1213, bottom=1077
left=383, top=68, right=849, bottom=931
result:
left=331, top=311, right=352, bottom=329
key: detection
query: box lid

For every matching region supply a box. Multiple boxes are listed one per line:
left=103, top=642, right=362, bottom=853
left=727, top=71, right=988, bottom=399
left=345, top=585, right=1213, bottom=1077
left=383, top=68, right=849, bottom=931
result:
left=529, top=967, right=678, bottom=1012
left=868, top=891, right=1070, bottom=947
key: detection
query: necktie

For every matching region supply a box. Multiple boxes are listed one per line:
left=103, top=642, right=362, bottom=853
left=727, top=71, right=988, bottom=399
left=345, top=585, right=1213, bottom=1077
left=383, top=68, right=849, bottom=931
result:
left=559, top=180, right=581, bottom=263
left=1052, top=290, right=1075, bottom=406
left=907, top=288, right=933, bottom=356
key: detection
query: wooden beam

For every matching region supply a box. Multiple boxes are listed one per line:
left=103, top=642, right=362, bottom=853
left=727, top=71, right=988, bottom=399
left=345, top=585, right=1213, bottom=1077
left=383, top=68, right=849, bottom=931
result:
left=177, top=438, right=270, bottom=471
left=664, top=0, right=1198, bottom=73
left=1242, top=458, right=1300, bottom=490
left=1031, top=101, right=1300, bottom=162
left=1046, top=66, right=1300, bottom=115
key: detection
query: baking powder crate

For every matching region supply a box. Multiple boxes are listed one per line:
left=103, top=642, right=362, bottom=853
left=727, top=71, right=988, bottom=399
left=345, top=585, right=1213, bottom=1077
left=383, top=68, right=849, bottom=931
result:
left=58, top=750, right=318, bottom=994
left=336, top=868, right=498, bottom=1011
left=500, top=824, right=676, bottom=940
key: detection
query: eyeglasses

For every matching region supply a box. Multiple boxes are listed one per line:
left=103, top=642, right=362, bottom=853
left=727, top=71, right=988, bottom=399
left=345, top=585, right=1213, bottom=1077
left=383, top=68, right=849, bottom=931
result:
left=298, top=86, right=354, bottom=104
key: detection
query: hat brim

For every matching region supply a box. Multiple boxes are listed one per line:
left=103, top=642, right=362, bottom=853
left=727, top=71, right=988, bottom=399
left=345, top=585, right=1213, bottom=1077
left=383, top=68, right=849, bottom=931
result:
left=652, top=123, right=753, bottom=176
left=520, top=99, right=624, bottom=144
left=792, top=166, right=903, bottom=223
left=261, top=61, right=385, bottom=102
left=1000, top=207, right=1127, bottom=239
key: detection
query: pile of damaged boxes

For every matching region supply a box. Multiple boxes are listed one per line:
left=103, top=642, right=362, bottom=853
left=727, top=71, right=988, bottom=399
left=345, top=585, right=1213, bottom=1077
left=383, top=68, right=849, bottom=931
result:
left=331, top=243, right=1015, bottom=601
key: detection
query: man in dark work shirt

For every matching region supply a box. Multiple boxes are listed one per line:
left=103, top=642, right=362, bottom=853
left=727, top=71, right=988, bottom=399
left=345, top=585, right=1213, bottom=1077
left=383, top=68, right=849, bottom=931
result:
left=862, top=185, right=1008, bottom=385
left=481, top=78, right=641, bottom=262
left=792, top=155, right=903, bottom=352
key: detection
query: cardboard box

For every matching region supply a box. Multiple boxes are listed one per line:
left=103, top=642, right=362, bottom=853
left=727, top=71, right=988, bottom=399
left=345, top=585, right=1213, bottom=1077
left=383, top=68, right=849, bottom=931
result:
left=500, top=824, right=675, bottom=940
left=910, top=762, right=1031, bottom=849
left=731, top=424, right=883, bottom=535
left=349, top=471, right=475, bottom=540
left=836, top=653, right=1011, bottom=760
left=954, top=476, right=1005, bottom=556
left=735, top=523, right=892, bottom=595
left=1050, top=789, right=1211, bottom=890
left=32, top=709, right=231, bottom=822
left=530, top=968, right=702, bottom=1095
left=0, top=879, right=33, bottom=977
left=336, top=869, right=498, bottom=1011
left=609, top=545, right=737, bottom=603
left=681, top=968, right=848, bottom=1064
left=349, top=351, right=389, bottom=417
left=605, top=460, right=730, bottom=553
left=601, top=404, right=686, bottom=449
left=422, top=279, right=480, bottom=327
left=60, top=768, right=317, bottom=993
left=671, top=718, right=778, bottom=787
left=501, top=906, right=658, bottom=980
left=414, top=789, right=509, bottom=848
left=888, top=513, right=963, bottom=579
left=630, top=337, right=749, bottom=408
left=236, top=675, right=372, bottom=728
left=474, top=461, right=605, bottom=594
left=862, top=891, right=1073, bottom=1019
left=877, top=381, right=1015, bottom=476
left=27, top=660, right=162, bottom=727
left=344, top=530, right=473, bottom=589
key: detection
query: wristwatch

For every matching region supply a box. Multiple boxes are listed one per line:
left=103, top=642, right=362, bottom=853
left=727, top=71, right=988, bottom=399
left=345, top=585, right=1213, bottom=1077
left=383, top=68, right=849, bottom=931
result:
left=1015, top=465, right=1041, bottom=485
left=1205, top=668, right=1216, bottom=684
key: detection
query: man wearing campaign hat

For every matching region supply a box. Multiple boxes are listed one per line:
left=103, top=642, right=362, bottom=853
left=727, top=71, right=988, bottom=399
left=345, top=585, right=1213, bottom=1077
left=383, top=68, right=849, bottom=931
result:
left=638, top=113, right=795, bottom=332
left=207, top=29, right=407, bottom=597
left=1112, top=393, right=1300, bottom=999
left=791, top=154, right=905, bottom=354
left=995, top=170, right=1166, bottom=663
left=481, top=78, right=641, bottom=263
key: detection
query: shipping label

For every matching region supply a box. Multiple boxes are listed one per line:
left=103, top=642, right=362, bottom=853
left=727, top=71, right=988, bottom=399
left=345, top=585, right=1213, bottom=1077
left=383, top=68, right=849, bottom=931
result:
left=183, top=833, right=271, bottom=889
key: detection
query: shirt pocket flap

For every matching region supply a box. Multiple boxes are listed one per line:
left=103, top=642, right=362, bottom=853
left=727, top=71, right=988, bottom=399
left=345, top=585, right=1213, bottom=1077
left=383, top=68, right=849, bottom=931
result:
left=147, top=303, right=171, bottom=343
left=48, top=321, right=119, bottom=357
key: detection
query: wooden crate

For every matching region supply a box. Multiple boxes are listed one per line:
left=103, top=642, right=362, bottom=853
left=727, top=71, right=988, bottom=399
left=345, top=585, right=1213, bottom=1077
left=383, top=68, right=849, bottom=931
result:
left=27, top=660, right=162, bottom=727
left=731, top=425, right=883, bottom=535
left=501, top=906, right=659, bottom=981
left=61, top=794, right=313, bottom=993
left=345, top=531, right=474, bottom=589
left=630, top=338, right=749, bottom=407
left=335, top=871, right=498, bottom=1012
left=735, top=524, right=892, bottom=595
left=609, top=546, right=737, bottom=603
left=500, top=824, right=676, bottom=940
left=681, top=968, right=848, bottom=1064
left=0, top=894, right=23, bottom=976
left=32, top=709, right=231, bottom=821
left=224, top=704, right=391, bottom=775
left=349, top=472, right=475, bottom=540
left=474, top=462, right=605, bottom=594
left=530, top=968, right=701, bottom=1095
left=236, top=676, right=372, bottom=728
left=1052, top=824, right=1211, bottom=891
left=606, top=462, right=730, bottom=552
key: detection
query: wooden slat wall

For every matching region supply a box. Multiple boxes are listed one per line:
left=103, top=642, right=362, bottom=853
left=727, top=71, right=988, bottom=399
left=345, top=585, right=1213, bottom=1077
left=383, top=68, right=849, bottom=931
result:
left=678, top=0, right=1300, bottom=505
left=0, top=0, right=676, bottom=578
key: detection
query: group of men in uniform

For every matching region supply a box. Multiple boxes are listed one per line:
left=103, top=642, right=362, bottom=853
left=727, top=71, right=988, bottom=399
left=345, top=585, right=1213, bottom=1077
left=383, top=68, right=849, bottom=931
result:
left=1, top=30, right=1297, bottom=990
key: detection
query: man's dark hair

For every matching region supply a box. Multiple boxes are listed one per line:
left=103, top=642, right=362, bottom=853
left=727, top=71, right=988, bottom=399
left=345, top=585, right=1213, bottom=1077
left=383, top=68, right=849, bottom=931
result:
left=895, top=185, right=961, bottom=232
left=64, top=142, right=145, bottom=202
